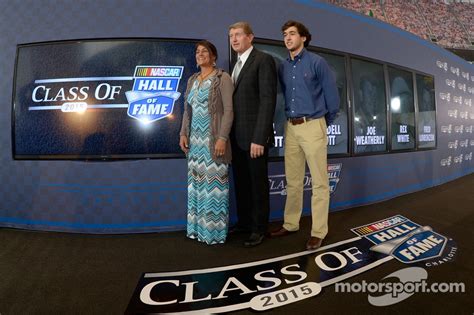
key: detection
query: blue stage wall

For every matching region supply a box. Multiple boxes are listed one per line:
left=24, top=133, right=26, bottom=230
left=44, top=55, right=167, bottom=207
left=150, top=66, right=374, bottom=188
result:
left=0, top=0, right=472, bottom=233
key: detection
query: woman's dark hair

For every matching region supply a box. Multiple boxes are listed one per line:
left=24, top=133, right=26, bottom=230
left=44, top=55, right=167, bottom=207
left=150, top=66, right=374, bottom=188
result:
left=281, top=20, right=312, bottom=47
left=196, top=40, right=218, bottom=62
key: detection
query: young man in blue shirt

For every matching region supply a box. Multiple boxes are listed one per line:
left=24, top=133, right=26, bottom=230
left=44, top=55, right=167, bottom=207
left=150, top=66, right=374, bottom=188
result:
left=270, top=20, right=339, bottom=250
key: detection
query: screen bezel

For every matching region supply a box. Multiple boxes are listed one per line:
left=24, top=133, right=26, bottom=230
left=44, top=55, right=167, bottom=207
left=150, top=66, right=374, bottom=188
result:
left=12, top=37, right=200, bottom=161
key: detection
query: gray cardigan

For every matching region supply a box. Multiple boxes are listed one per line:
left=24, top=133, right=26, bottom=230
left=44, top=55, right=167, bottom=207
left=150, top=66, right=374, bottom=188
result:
left=180, top=69, right=234, bottom=164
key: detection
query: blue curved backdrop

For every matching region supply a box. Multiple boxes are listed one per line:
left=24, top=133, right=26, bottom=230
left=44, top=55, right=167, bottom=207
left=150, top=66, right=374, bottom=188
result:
left=0, top=0, right=472, bottom=233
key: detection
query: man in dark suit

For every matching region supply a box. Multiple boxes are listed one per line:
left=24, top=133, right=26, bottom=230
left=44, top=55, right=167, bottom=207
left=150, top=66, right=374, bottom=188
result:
left=228, top=21, right=277, bottom=247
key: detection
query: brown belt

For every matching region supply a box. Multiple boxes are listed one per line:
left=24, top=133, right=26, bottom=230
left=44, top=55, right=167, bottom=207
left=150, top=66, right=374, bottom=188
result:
left=288, top=116, right=316, bottom=125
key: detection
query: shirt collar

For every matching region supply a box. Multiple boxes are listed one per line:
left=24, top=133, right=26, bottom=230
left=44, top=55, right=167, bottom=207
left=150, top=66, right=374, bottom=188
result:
left=287, top=47, right=306, bottom=62
left=238, top=46, right=253, bottom=65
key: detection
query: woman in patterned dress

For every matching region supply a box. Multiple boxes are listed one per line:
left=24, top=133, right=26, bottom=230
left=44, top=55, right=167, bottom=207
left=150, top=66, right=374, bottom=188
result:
left=179, top=40, right=234, bottom=245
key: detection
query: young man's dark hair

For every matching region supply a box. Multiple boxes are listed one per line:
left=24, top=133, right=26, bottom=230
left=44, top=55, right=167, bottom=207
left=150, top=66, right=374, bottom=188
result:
left=281, top=20, right=312, bottom=47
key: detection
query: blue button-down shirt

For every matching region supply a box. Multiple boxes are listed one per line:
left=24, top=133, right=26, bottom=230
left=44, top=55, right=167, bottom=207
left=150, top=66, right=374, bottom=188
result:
left=279, top=48, right=340, bottom=125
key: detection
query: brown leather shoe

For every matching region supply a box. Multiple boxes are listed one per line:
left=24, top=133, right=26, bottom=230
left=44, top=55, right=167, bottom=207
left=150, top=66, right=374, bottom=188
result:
left=306, top=237, right=323, bottom=250
left=269, top=226, right=296, bottom=238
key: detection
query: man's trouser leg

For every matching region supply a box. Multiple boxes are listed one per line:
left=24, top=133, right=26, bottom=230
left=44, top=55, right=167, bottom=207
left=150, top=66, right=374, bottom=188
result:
left=300, top=118, right=329, bottom=238
left=282, top=121, right=306, bottom=232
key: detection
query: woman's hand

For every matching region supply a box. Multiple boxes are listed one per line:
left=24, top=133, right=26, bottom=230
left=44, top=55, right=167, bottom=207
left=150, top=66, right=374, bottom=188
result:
left=214, top=139, right=226, bottom=157
left=179, top=136, right=189, bottom=154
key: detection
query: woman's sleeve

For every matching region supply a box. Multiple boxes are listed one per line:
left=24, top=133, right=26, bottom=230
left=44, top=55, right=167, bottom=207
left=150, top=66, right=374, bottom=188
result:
left=217, top=72, right=234, bottom=140
left=179, top=76, right=194, bottom=137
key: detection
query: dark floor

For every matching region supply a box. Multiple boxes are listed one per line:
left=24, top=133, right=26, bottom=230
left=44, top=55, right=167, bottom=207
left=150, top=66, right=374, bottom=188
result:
left=0, top=174, right=473, bottom=314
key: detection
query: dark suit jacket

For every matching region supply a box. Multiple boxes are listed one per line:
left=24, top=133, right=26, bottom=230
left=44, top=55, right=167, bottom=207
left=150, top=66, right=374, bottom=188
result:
left=231, top=48, right=277, bottom=150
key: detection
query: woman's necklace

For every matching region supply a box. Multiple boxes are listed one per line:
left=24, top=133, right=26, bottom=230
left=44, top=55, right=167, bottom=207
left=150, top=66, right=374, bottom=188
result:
left=199, top=69, right=215, bottom=82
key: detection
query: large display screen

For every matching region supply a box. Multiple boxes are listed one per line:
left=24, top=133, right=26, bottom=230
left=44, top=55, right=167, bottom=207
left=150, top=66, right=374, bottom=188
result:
left=351, top=58, right=387, bottom=154
left=416, top=74, right=436, bottom=149
left=253, top=39, right=348, bottom=158
left=388, top=66, right=415, bottom=151
left=13, top=39, right=198, bottom=159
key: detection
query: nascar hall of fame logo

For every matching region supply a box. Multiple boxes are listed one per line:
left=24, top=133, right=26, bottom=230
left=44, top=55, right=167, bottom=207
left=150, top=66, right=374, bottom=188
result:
left=269, top=163, right=342, bottom=196
left=28, top=65, right=183, bottom=124
left=351, top=215, right=457, bottom=267
left=126, top=214, right=454, bottom=314
left=125, top=66, right=183, bottom=124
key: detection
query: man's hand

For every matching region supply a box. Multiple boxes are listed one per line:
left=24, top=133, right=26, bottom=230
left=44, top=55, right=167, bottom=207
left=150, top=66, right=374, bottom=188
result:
left=250, top=143, right=264, bottom=158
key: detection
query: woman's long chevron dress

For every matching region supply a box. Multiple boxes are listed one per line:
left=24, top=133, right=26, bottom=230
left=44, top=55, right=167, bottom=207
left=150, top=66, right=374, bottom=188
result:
left=186, top=78, right=229, bottom=245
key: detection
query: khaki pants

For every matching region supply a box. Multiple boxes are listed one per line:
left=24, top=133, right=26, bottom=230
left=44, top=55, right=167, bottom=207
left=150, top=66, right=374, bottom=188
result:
left=282, top=118, right=329, bottom=238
